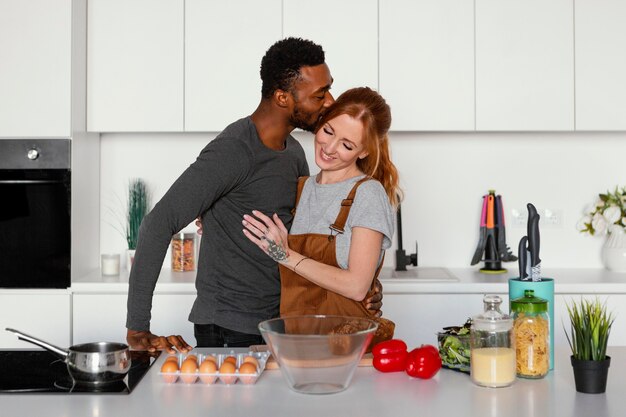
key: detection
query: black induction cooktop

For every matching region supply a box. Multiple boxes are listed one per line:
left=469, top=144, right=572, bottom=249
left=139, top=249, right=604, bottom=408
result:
left=0, top=350, right=160, bottom=394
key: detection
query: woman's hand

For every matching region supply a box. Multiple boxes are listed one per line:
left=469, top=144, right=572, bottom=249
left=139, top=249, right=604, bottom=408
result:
left=195, top=217, right=203, bottom=235
left=242, top=210, right=291, bottom=263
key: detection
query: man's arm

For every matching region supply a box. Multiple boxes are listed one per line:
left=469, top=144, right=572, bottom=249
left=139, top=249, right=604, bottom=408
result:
left=126, top=138, right=252, bottom=347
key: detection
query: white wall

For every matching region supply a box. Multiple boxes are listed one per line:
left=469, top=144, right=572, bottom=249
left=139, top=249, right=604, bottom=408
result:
left=100, top=131, right=626, bottom=270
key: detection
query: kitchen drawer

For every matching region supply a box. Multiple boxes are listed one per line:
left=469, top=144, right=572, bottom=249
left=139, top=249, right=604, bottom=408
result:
left=72, top=293, right=196, bottom=345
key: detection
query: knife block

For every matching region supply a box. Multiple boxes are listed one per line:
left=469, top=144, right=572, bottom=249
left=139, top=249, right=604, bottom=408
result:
left=508, top=278, right=555, bottom=370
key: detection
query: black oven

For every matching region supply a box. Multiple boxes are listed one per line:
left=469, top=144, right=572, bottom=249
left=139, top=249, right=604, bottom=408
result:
left=0, top=140, right=71, bottom=288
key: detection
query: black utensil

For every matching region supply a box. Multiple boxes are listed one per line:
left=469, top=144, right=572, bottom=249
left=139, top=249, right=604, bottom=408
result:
left=527, top=203, right=541, bottom=281
left=471, top=195, right=488, bottom=265
left=480, top=194, right=505, bottom=273
left=495, top=195, right=517, bottom=262
left=518, top=236, right=529, bottom=280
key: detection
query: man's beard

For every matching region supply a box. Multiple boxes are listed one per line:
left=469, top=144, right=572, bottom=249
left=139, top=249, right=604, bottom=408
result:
left=289, top=104, right=320, bottom=133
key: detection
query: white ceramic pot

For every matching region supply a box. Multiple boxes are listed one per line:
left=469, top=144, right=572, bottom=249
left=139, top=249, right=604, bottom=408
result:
left=126, top=249, right=136, bottom=271
left=601, top=226, right=626, bottom=272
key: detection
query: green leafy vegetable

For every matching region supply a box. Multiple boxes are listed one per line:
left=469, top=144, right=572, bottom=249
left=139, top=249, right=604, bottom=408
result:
left=437, top=319, right=472, bottom=372
left=441, top=335, right=470, bottom=365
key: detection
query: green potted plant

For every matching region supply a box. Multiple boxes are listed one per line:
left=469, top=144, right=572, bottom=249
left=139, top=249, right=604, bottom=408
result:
left=564, top=297, right=615, bottom=394
left=125, top=178, right=150, bottom=269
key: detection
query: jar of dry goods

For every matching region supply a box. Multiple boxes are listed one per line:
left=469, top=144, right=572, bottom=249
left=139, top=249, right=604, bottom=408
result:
left=470, top=294, right=516, bottom=388
left=510, top=290, right=549, bottom=379
left=171, top=233, right=195, bottom=272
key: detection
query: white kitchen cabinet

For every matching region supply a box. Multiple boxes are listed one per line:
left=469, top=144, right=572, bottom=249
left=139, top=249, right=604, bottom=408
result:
left=475, top=0, right=574, bottom=131
left=0, top=291, right=71, bottom=349
left=0, top=0, right=71, bottom=138
left=379, top=0, right=474, bottom=131
left=72, top=293, right=196, bottom=345
left=87, top=0, right=184, bottom=132
left=283, top=0, right=378, bottom=97
left=184, top=0, right=282, bottom=132
left=575, top=0, right=626, bottom=130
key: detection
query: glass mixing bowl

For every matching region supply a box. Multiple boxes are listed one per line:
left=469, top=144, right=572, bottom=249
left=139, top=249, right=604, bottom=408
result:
left=258, top=315, right=378, bottom=394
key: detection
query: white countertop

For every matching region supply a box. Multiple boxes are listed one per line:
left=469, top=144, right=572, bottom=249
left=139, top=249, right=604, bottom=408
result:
left=0, top=347, right=622, bottom=417
left=384, top=267, right=626, bottom=294
left=68, top=266, right=626, bottom=295
left=70, top=268, right=196, bottom=293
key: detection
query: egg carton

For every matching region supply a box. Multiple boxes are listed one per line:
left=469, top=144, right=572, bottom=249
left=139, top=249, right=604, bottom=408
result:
left=159, top=350, right=271, bottom=385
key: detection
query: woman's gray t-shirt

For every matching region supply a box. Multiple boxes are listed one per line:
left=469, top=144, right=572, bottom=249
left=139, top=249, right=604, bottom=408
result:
left=290, top=175, right=395, bottom=269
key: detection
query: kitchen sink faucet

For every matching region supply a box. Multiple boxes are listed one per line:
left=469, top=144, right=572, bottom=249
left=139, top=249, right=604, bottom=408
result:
left=395, top=204, right=418, bottom=271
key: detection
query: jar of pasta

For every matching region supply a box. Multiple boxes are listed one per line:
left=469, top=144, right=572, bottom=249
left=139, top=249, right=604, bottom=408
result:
left=510, top=290, right=549, bottom=379
left=171, top=233, right=196, bottom=272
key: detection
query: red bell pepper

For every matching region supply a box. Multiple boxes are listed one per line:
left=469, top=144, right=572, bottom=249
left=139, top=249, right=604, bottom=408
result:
left=372, top=339, right=408, bottom=357
left=372, top=339, right=408, bottom=373
left=373, top=350, right=409, bottom=372
left=405, top=344, right=442, bottom=379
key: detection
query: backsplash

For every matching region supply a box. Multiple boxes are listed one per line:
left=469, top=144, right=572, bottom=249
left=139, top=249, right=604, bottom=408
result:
left=100, top=130, right=626, bottom=269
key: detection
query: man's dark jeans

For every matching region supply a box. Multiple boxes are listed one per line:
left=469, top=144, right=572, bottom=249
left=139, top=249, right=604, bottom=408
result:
left=194, top=323, right=264, bottom=347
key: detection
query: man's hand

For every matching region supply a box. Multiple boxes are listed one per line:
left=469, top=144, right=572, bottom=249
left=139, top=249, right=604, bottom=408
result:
left=126, top=329, right=193, bottom=354
left=365, top=278, right=383, bottom=317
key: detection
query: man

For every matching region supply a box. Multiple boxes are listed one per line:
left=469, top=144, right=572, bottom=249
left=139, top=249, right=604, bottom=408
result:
left=126, top=38, right=381, bottom=352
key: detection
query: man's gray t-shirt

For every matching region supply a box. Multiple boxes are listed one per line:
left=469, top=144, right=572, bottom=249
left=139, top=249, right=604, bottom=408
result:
left=126, top=117, right=309, bottom=335
left=290, top=175, right=395, bottom=268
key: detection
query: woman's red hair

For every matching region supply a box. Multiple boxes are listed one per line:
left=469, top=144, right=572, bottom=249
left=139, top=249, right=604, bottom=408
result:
left=316, top=87, right=402, bottom=207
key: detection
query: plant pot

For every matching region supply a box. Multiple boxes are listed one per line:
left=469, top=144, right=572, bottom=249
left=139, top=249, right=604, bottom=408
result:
left=126, top=249, right=136, bottom=271
left=570, top=356, right=611, bottom=394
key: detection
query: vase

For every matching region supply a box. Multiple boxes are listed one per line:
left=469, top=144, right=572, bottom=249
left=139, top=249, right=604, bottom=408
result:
left=571, top=356, right=611, bottom=394
left=126, top=249, right=136, bottom=271
left=601, top=227, right=626, bottom=272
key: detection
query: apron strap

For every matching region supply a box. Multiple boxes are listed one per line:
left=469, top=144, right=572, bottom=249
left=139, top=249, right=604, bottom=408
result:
left=329, top=177, right=372, bottom=234
left=291, top=176, right=309, bottom=216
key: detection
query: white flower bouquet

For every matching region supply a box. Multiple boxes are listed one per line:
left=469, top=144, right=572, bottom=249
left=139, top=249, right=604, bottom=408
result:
left=578, top=186, right=626, bottom=236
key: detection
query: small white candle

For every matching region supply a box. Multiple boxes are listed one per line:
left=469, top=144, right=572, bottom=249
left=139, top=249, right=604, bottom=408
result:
left=101, top=254, right=120, bottom=276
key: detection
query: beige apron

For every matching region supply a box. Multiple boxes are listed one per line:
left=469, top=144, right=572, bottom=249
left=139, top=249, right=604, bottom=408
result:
left=279, top=176, right=395, bottom=349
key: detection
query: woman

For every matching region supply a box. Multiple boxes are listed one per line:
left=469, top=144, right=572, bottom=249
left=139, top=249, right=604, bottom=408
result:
left=242, top=87, right=401, bottom=346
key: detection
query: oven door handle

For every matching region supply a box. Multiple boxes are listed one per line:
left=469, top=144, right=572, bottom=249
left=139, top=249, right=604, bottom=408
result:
left=0, top=180, right=64, bottom=184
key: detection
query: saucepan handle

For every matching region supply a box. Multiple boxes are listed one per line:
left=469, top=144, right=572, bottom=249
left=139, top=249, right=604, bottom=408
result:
left=5, top=328, right=69, bottom=359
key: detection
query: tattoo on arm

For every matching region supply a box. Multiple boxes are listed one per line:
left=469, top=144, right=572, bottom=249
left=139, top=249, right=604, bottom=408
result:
left=266, top=238, right=288, bottom=262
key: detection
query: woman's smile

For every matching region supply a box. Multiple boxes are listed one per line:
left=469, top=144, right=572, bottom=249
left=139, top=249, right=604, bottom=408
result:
left=320, top=148, right=336, bottom=161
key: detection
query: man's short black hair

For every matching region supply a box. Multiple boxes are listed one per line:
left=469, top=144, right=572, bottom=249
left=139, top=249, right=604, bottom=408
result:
left=260, top=37, right=325, bottom=99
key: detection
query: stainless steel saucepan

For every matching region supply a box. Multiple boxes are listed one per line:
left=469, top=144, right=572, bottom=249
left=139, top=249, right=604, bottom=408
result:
left=6, top=328, right=131, bottom=385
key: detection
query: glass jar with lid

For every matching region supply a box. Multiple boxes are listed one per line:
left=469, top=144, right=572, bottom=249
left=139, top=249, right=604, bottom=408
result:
left=510, top=289, right=549, bottom=378
left=470, top=294, right=516, bottom=387
left=171, top=232, right=196, bottom=272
